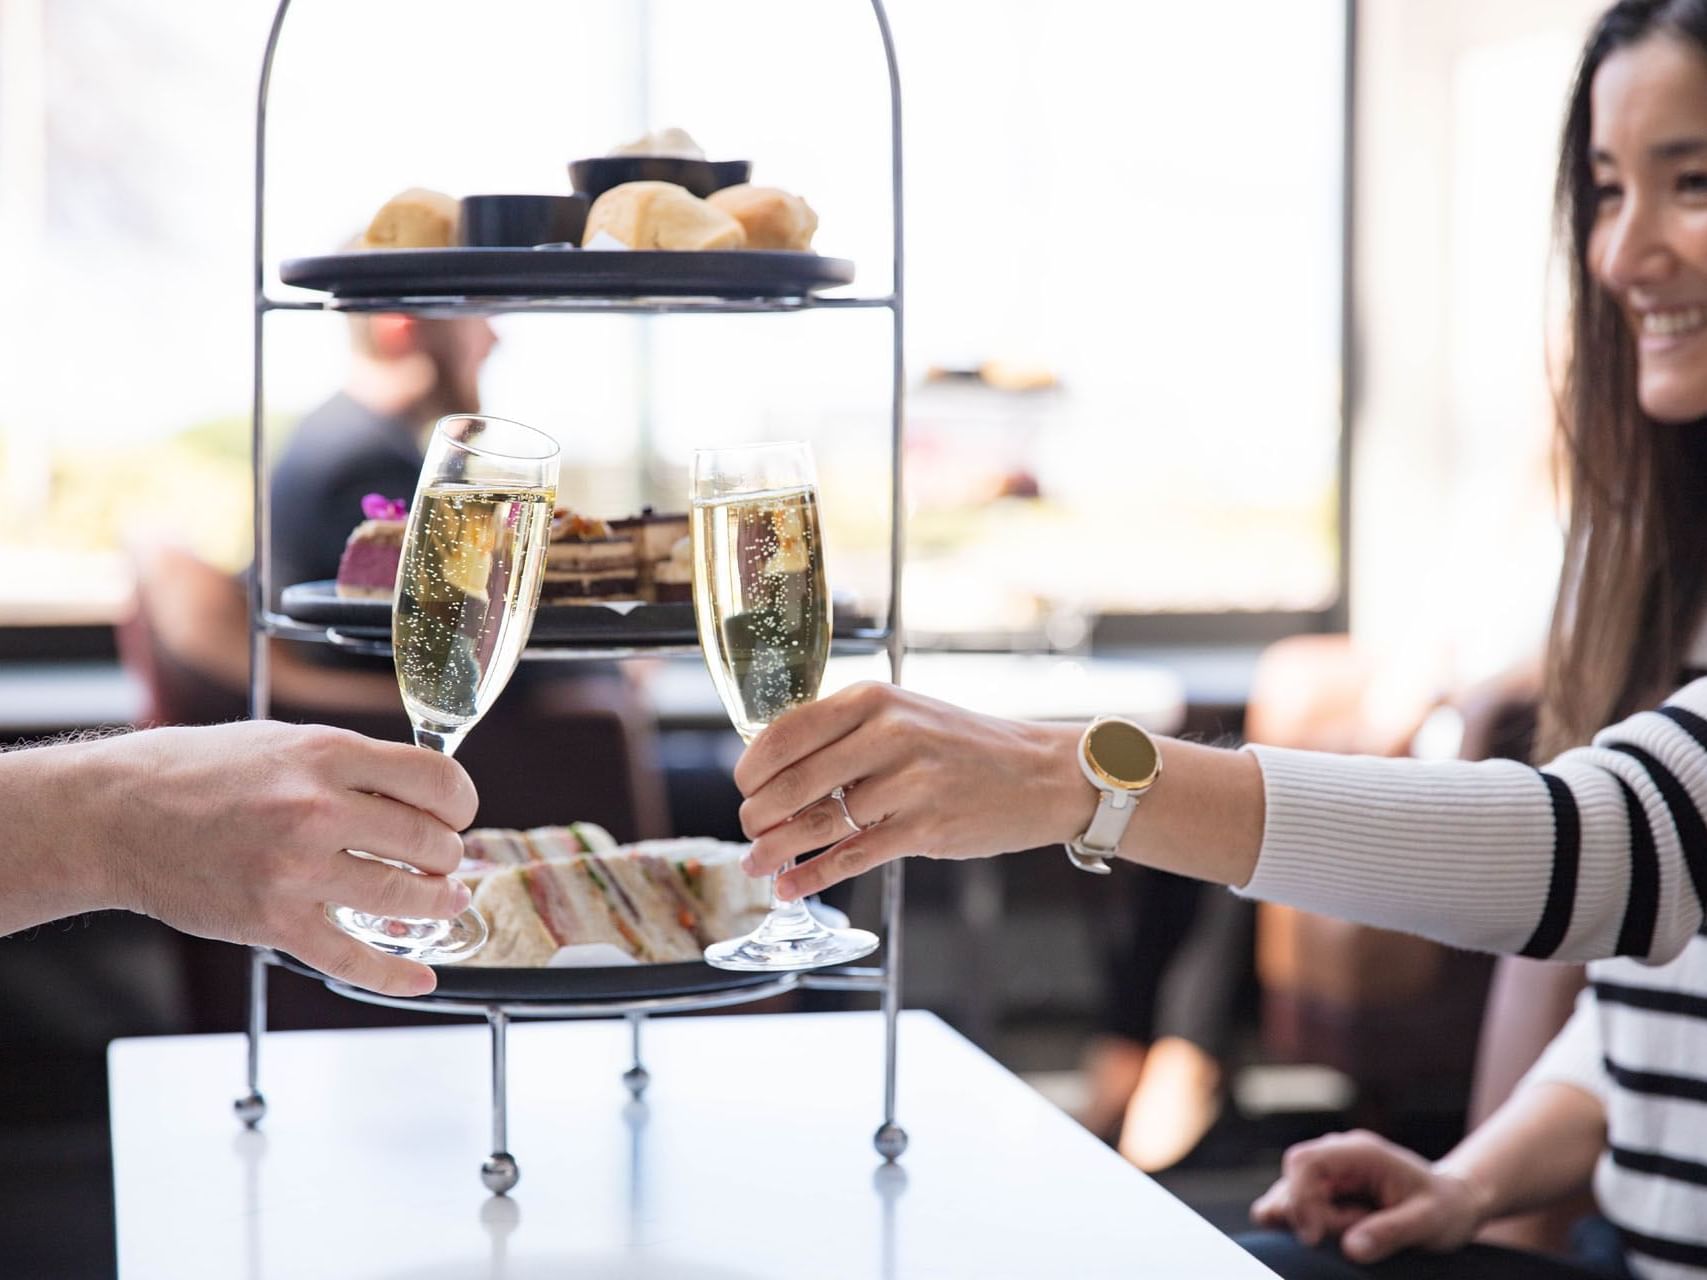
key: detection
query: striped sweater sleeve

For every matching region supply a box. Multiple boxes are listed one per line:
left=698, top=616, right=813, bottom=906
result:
left=1238, top=678, right=1707, bottom=964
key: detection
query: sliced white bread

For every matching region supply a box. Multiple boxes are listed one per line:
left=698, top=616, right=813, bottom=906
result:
left=458, top=821, right=616, bottom=892
left=465, top=838, right=767, bottom=967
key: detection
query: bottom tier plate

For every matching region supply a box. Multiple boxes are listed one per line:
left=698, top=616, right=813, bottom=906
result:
left=270, top=951, right=782, bottom=1003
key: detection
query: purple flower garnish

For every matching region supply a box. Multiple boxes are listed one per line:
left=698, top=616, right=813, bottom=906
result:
left=361, top=493, right=408, bottom=521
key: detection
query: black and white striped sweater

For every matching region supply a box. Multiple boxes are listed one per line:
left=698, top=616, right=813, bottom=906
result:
left=1244, top=678, right=1707, bottom=1276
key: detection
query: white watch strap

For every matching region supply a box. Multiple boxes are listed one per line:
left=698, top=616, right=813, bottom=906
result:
left=1066, top=791, right=1138, bottom=874
left=1082, top=790, right=1135, bottom=851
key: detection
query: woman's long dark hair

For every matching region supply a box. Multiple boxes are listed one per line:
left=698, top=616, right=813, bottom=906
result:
left=1541, top=0, right=1707, bottom=755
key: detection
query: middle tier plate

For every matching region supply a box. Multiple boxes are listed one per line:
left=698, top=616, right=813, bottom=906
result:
left=282, top=580, right=698, bottom=645
left=279, top=580, right=880, bottom=648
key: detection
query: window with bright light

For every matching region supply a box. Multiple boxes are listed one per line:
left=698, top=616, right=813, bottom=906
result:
left=0, top=0, right=1347, bottom=641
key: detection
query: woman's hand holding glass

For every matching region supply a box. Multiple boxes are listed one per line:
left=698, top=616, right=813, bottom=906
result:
left=691, top=441, right=878, bottom=970
left=733, top=682, right=1089, bottom=900
left=734, top=681, right=1266, bottom=898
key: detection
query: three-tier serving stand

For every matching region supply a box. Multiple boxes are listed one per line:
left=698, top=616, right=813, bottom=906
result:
left=237, top=0, right=909, bottom=1194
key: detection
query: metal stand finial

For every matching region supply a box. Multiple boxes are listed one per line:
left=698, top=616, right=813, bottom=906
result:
left=234, top=948, right=270, bottom=1129
left=622, top=1013, right=651, bottom=1100
left=483, top=1009, right=519, bottom=1194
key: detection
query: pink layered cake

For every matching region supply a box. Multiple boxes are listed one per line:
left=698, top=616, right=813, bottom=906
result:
left=334, top=494, right=408, bottom=599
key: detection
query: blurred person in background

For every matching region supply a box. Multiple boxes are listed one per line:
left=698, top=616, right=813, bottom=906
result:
left=124, top=312, right=500, bottom=716
left=1077, top=871, right=1252, bottom=1173
left=267, top=312, right=497, bottom=603
left=734, top=1, right=1707, bottom=1273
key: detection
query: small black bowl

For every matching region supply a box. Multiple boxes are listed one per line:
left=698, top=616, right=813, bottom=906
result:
left=568, top=156, right=751, bottom=203
left=459, top=194, right=589, bottom=248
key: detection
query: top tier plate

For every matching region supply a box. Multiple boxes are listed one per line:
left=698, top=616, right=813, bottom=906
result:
left=280, top=248, right=855, bottom=301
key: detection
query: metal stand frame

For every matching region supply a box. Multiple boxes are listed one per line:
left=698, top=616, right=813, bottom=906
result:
left=241, top=0, right=908, bottom=1192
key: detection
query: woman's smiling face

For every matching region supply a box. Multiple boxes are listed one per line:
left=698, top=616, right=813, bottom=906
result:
left=1589, top=31, right=1707, bottom=423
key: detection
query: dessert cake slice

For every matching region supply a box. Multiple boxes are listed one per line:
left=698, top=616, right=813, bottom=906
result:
left=650, top=535, right=693, bottom=603
left=609, top=508, right=690, bottom=603
left=609, top=508, right=690, bottom=565
left=333, top=495, right=409, bottom=599
left=541, top=510, right=640, bottom=602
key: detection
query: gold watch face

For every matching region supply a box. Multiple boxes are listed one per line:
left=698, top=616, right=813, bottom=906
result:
left=1085, top=719, right=1160, bottom=791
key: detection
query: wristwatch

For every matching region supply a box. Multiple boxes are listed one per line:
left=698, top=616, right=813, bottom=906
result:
left=1066, top=716, right=1162, bottom=874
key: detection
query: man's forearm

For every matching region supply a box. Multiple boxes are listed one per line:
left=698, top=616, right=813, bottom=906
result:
left=0, top=739, right=117, bottom=936
left=1434, top=1081, right=1605, bottom=1223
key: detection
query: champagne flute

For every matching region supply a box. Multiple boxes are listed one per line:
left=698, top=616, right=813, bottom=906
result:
left=692, top=441, right=880, bottom=971
left=328, top=413, right=559, bottom=965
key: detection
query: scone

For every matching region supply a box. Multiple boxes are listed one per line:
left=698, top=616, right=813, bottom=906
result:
left=608, top=127, right=706, bottom=159
left=584, top=181, right=746, bottom=250
left=706, top=184, right=818, bottom=251
left=363, top=188, right=460, bottom=249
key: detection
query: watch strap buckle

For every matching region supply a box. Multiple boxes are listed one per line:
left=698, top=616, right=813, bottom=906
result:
left=1065, top=840, right=1114, bottom=875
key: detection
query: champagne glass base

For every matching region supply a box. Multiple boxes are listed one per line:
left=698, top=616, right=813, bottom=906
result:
left=326, top=904, right=489, bottom=966
left=704, top=918, right=879, bottom=972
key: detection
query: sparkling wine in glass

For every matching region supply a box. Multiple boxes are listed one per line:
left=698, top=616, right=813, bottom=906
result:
left=328, top=413, right=558, bottom=965
left=692, top=442, right=879, bottom=971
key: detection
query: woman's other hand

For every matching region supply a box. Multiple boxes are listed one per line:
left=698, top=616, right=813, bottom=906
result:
left=1249, top=1130, right=1487, bottom=1263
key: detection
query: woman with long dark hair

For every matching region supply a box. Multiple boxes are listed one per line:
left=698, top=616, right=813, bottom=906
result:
left=735, top=1, right=1707, bottom=1272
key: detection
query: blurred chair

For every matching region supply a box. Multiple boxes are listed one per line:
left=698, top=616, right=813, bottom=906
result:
left=1248, top=635, right=1542, bottom=1126
left=1467, top=957, right=1590, bottom=1254
left=114, top=542, right=672, bottom=1032
left=1247, top=636, right=1588, bottom=1250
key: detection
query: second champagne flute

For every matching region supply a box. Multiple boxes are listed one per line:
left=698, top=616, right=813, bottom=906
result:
left=327, top=413, right=559, bottom=965
left=692, top=441, right=879, bottom=971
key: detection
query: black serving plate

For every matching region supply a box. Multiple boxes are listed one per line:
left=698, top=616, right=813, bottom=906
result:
left=270, top=950, right=779, bottom=1003
left=279, top=248, right=853, bottom=300
left=280, top=580, right=698, bottom=645
left=279, top=580, right=881, bottom=648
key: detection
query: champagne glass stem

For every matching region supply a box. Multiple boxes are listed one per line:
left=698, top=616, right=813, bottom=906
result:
left=328, top=729, right=487, bottom=963
left=416, top=726, right=468, bottom=757
left=766, top=858, right=816, bottom=928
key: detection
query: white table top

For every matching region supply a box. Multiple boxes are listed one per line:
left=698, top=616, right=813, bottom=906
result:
left=110, top=1011, right=1273, bottom=1279
left=0, top=661, right=144, bottom=734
